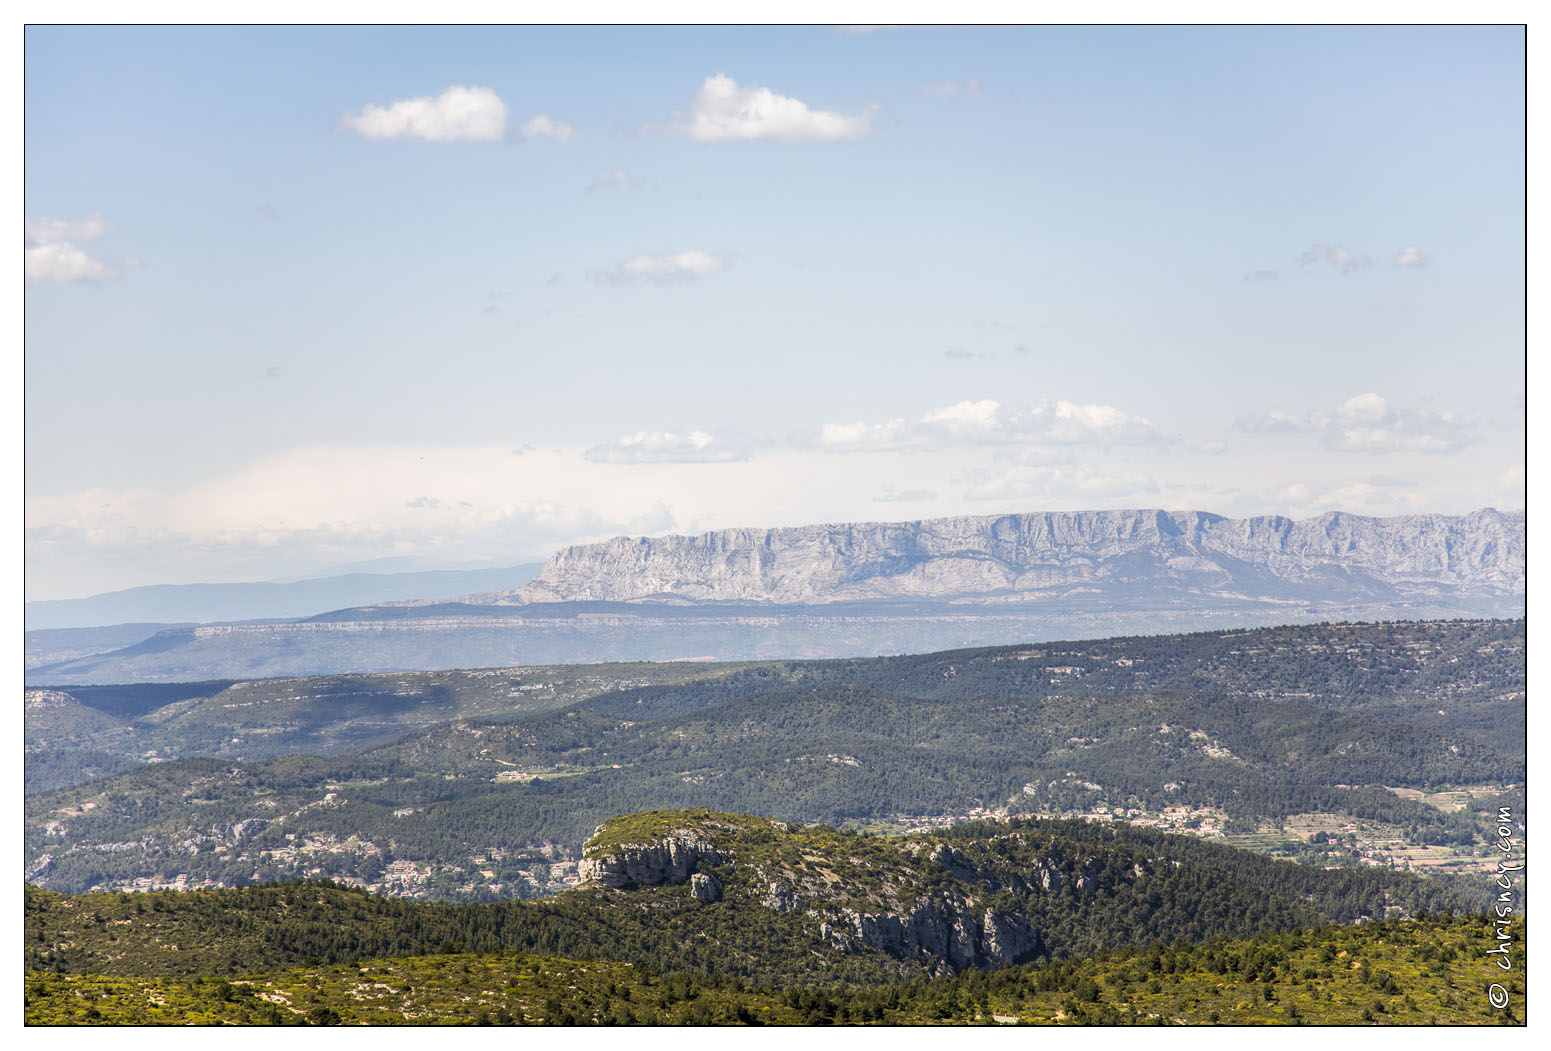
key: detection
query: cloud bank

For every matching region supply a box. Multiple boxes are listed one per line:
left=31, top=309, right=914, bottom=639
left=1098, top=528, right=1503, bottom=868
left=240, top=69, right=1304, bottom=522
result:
left=1238, top=392, right=1475, bottom=454
left=811, top=398, right=1170, bottom=453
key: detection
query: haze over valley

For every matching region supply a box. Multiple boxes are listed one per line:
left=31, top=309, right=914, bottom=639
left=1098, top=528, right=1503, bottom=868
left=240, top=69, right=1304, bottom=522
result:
left=26, top=506, right=1523, bottom=685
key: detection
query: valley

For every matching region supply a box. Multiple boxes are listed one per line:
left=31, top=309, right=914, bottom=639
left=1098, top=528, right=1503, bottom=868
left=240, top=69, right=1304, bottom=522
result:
left=25, top=620, right=1523, bottom=901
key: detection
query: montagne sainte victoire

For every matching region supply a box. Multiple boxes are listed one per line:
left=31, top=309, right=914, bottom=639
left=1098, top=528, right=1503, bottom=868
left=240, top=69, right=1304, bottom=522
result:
left=490, top=507, right=1523, bottom=608
left=26, top=507, right=1523, bottom=685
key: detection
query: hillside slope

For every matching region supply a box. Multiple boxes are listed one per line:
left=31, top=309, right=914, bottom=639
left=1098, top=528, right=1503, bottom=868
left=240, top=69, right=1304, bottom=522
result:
left=22, top=914, right=1525, bottom=1026
left=25, top=811, right=1481, bottom=985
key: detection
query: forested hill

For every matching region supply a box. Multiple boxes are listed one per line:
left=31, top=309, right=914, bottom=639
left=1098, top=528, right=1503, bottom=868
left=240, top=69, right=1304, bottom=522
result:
left=26, top=811, right=1481, bottom=986
left=22, top=914, right=1526, bottom=1026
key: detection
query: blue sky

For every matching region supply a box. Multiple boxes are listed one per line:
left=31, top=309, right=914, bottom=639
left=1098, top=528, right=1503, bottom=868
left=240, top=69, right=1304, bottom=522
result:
left=24, top=26, right=1526, bottom=599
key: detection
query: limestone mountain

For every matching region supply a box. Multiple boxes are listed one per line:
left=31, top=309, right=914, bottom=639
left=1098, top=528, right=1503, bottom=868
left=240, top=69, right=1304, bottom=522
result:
left=28, top=510, right=1523, bottom=684
left=495, top=508, right=1524, bottom=612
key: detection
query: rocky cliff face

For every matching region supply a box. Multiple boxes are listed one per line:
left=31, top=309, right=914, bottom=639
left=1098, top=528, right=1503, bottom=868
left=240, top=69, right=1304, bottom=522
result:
left=577, top=832, right=720, bottom=890
left=501, top=508, right=1524, bottom=611
left=821, top=897, right=1044, bottom=974
left=578, top=813, right=1104, bottom=975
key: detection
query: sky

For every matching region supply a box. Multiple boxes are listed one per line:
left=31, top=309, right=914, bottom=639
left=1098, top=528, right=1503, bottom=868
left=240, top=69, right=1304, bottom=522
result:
left=22, top=25, right=1527, bottom=601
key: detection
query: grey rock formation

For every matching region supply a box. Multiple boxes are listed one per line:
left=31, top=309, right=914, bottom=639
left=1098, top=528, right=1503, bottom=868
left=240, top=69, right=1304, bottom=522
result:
left=231, top=818, right=268, bottom=843
left=823, top=897, right=1044, bottom=972
left=982, top=909, right=1042, bottom=964
left=689, top=872, right=722, bottom=903
left=578, top=833, right=719, bottom=889
left=760, top=881, right=801, bottom=913
left=498, top=508, right=1524, bottom=612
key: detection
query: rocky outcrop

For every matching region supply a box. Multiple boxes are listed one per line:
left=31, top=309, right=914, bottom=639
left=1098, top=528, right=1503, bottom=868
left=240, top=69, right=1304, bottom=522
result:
left=496, top=508, right=1525, bottom=612
left=578, top=833, right=720, bottom=889
left=820, top=898, right=1044, bottom=974
left=569, top=807, right=1463, bottom=979
left=760, top=881, right=802, bottom=913
left=982, top=909, right=1042, bottom=964
left=690, top=872, right=722, bottom=903
left=230, top=819, right=268, bottom=843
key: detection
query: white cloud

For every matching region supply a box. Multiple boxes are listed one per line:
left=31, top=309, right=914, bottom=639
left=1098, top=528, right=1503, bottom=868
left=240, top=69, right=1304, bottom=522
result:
left=814, top=418, right=913, bottom=452
left=590, top=249, right=729, bottom=286
left=1048, top=401, right=1161, bottom=444
left=25, top=211, right=121, bottom=283
left=1392, top=244, right=1428, bottom=269
left=812, top=399, right=1170, bottom=454
left=588, top=168, right=634, bottom=194
left=337, top=85, right=509, bottom=141
left=1237, top=392, right=1475, bottom=454
left=518, top=115, right=575, bottom=141
left=1298, top=243, right=1372, bottom=273
left=624, top=250, right=724, bottom=277
left=25, top=241, right=112, bottom=283
left=584, top=431, right=750, bottom=464
left=26, top=214, right=108, bottom=244
left=675, top=73, right=875, bottom=143
left=919, top=399, right=1003, bottom=434
left=923, top=78, right=982, bottom=96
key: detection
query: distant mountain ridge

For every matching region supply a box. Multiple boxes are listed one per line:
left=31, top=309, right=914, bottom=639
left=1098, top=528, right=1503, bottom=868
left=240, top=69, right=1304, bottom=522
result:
left=25, top=509, right=1524, bottom=684
left=489, top=508, right=1524, bottom=609
left=26, top=564, right=544, bottom=631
